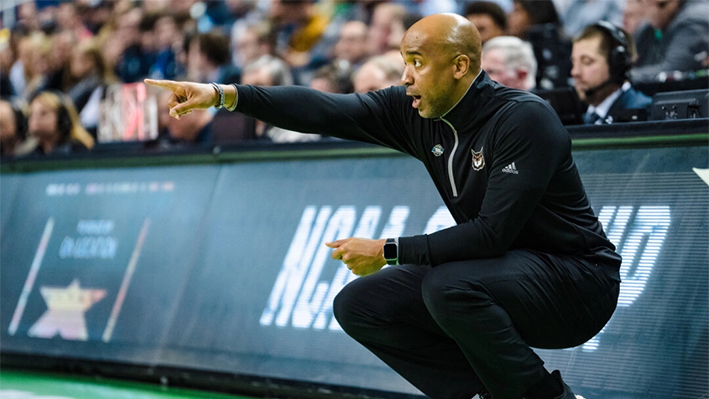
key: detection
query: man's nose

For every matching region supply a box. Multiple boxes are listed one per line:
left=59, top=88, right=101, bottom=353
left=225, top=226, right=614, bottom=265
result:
left=401, top=66, right=413, bottom=86
left=570, top=63, right=580, bottom=79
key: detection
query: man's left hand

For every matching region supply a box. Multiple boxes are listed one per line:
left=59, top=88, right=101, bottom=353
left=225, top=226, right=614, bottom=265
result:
left=326, top=238, right=387, bottom=276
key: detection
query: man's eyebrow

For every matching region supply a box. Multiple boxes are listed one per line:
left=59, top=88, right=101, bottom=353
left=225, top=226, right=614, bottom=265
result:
left=404, top=50, right=423, bottom=57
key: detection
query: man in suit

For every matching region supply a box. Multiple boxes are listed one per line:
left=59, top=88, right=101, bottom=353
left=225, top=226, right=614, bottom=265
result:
left=571, top=22, right=651, bottom=124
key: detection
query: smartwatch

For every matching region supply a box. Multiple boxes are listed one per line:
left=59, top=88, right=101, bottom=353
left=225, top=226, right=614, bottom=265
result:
left=383, top=237, right=399, bottom=266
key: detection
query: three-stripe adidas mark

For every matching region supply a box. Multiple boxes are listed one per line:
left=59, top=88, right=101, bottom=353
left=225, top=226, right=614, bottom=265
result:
left=502, top=162, right=519, bottom=174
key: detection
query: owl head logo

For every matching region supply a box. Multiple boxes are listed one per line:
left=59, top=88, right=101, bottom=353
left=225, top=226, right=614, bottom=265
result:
left=471, top=148, right=485, bottom=171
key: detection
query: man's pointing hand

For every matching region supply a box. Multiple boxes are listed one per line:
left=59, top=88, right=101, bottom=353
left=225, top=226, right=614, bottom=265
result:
left=144, top=79, right=219, bottom=119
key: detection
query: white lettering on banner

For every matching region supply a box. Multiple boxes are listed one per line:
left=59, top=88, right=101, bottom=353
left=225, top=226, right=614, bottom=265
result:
left=76, top=220, right=114, bottom=235
left=59, top=236, right=118, bottom=259
left=262, top=204, right=671, bottom=355
left=46, top=183, right=81, bottom=197
left=291, top=206, right=358, bottom=329
left=260, top=206, right=332, bottom=327
left=260, top=206, right=410, bottom=329
left=583, top=205, right=671, bottom=351
left=423, top=206, right=455, bottom=234
left=59, top=220, right=118, bottom=259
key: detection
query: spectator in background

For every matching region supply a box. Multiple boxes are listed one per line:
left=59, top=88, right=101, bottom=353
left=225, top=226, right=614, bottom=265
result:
left=65, top=39, right=112, bottom=136
left=571, top=22, right=651, bottom=124
left=44, top=30, right=78, bottom=92
left=352, top=55, right=403, bottom=93
left=231, top=22, right=275, bottom=70
left=8, top=30, right=27, bottom=100
left=310, top=63, right=353, bottom=94
left=242, top=55, right=293, bottom=87
left=149, top=13, right=181, bottom=80
left=482, top=36, right=537, bottom=91
left=386, top=11, right=422, bottom=54
left=84, top=0, right=115, bottom=35
left=0, top=99, right=32, bottom=157
left=137, top=12, right=160, bottom=68
left=333, top=20, right=369, bottom=70
left=241, top=55, right=319, bottom=143
left=26, top=91, right=94, bottom=155
left=35, top=2, right=60, bottom=34
left=508, top=0, right=572, bottom=90
left=142, top=0, right=171, bottom=13
left=0, top=30, right=15, bottom=98
left=562, top=0, right=623, bottom=38
left=225, top=0, right=268, bottom=29
left=464, top=1, right=507, bottom=45
left=111, top=6, right=152, bottom=83
left=13, top=32, right=51, bottom=101
left=186, top=31, right=241, bottom=84
left=631, top=0, right=709, bottom=83
left=56, top=2, right=93, bottom=41
left=269, top=0, right=331, bottom=78
left=622, top=0, right=646, bottom=37
left=15, top=1, right=41, bottom=33
left=368, top=3, right=408, bottom=56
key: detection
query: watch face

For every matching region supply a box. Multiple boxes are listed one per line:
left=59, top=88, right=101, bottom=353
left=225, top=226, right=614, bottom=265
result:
left=383, top=243, right=397, bottom=260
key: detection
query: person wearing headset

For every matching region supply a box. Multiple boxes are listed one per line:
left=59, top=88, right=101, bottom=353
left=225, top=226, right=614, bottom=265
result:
left=571, top=22, right=651, bottom=125
left=26, top=91, right=94, bottom=155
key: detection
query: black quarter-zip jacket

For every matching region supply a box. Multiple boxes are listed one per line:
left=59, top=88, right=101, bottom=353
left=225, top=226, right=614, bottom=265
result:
left=235, top=72, right=621, bottom=269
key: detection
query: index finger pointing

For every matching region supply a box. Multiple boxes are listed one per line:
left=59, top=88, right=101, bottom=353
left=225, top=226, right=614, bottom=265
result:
left=144, top=79, right=181, bottom=91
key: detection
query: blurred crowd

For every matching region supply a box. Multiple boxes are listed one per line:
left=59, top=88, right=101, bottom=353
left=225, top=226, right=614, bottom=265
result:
left=0, top=0, right=707, bottom=156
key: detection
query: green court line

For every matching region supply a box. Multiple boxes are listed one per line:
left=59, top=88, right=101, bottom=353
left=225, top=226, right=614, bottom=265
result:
left=0, top=369, right=254, bottom=399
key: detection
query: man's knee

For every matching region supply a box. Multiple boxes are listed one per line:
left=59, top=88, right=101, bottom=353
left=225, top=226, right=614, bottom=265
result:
left=421, top=265, right=488, bottom=325
left=333, top=278, right=373, bottom=337
left=333, top=281, right=356, bottom=333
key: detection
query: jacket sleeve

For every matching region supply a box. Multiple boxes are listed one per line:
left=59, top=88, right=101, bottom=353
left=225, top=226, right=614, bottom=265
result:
left=399, top=100, right=571, bottom=265
left=234, top=84, right=420, bottom=157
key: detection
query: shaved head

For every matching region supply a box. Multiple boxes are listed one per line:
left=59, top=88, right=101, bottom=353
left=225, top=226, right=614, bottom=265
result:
left=404, top=13, right=482, bottom=76
left=400, top=13, right=482, bottom=118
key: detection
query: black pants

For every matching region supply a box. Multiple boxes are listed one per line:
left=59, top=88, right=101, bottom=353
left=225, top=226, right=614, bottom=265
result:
left=333, top=250, right=620, bottom=399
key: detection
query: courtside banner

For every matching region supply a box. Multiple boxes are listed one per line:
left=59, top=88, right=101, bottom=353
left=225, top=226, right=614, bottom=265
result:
left=1, top=145, right=707, bottom=398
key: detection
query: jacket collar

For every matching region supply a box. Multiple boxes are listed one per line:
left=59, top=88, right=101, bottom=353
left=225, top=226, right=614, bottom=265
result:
left=436, top=70, right=497, bottom=131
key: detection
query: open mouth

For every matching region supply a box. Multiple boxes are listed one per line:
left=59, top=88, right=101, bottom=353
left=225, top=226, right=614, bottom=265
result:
left=412, top=95, right=422, bottom=108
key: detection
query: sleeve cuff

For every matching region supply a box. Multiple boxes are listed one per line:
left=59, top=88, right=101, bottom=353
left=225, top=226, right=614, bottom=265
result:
left=398, top=235, right=432, bottom=266
left=227, top=84, right=239, bottom=111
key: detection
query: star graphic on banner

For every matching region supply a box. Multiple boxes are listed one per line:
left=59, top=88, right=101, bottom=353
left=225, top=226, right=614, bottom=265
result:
left=693, top=168, right=709, bottom=186
left=27, top=279, right=106, bottom=341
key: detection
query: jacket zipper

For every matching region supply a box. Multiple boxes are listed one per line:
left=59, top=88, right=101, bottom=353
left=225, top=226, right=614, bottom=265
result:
left=440, top=118, right=459, bottom=197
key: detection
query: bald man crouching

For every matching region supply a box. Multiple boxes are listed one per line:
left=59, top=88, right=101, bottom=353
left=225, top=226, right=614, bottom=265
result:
left=146, top=13, right=619, bottom=399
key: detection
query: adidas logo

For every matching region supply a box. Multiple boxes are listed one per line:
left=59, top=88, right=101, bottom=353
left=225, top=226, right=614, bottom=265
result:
left=502, top=162, right=519, bottom=174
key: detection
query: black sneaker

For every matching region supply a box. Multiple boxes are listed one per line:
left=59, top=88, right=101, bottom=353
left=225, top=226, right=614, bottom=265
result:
left=550, top=370, right=585, bottom=399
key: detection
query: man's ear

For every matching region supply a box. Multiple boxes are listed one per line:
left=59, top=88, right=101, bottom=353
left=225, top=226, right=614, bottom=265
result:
left=453, top=54, right=470, bottom=79
left=516, top=68, right=529, bottom=84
